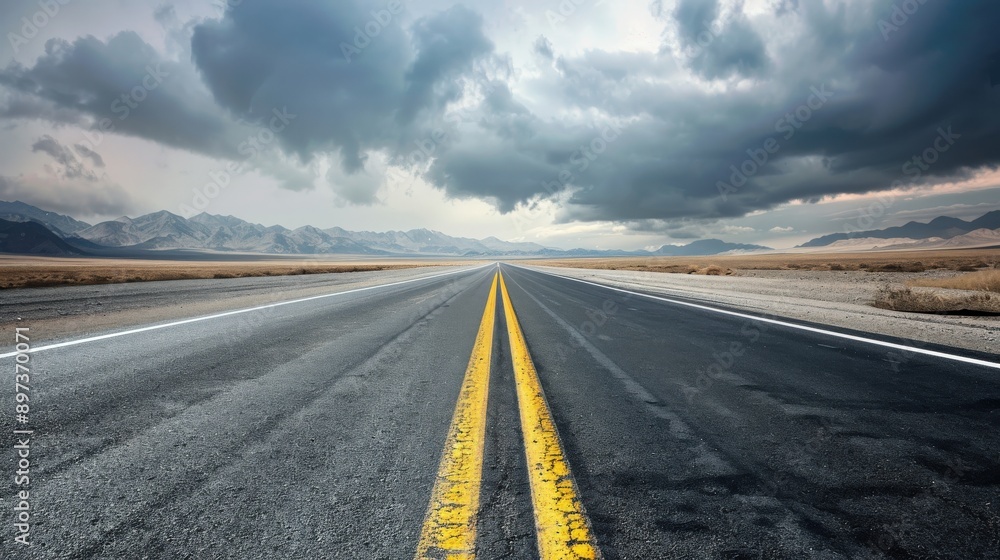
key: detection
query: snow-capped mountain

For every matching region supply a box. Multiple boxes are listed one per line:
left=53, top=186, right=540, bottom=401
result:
left=2, top=201, right=778, bottom=257
left=70, top=210, right=544, bottom=255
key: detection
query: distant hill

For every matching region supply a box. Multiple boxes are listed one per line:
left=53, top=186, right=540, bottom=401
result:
left=841, top=228, right=1000, bottom=251
left=799, top=210, right=1000, bottom=248
left=655, top=239, right=771, bottom=256
left=0, top=200, right=92, bottom=235
left=0, top=218, right=86, bottom=255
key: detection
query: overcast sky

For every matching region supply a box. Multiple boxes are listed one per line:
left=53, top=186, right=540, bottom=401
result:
left=1, top=0, right=998, bottom=249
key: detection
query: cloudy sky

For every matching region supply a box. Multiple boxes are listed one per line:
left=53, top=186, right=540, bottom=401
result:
left=1, top=0, right=998, bottom=250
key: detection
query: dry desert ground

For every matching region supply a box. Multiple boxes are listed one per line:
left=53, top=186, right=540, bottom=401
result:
left=0, top=255, right=462, bottom=289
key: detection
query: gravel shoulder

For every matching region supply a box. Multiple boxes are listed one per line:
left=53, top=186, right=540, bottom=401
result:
left=526, top=264, right=999, bottom=354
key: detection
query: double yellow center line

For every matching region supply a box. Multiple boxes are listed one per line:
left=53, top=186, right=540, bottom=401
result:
left=415, top=272, right=497, bottom=558
left=416, top=270, right=601, bottom=559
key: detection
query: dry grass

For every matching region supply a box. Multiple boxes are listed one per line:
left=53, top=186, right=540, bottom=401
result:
left=531, top=248, right=1000, bottom=274
left=700, top=265, right=731, bottom=275
left=875, top=269, right=1000, bottom=314
left=908, top=269, right=1000, bottom=293
left=0, top=256, right=456, bottom=289
left=872, top=285, right=1000, bottom=315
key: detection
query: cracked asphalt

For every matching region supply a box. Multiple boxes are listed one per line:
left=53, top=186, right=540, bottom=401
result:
left=1, top=263, right=998, bottom=558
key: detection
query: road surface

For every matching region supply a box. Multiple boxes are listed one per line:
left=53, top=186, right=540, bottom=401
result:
left=2, top=263, right=998, bottom=558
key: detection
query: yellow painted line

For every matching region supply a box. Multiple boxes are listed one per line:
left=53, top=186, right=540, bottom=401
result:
left=415, top=271, right=498, bottom=559
left=498, top=271, right=602, bottom=560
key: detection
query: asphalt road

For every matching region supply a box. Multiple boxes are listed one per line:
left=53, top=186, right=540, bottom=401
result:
left=1, top=262, right=998, bottom=558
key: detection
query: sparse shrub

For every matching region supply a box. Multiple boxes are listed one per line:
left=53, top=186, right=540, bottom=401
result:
left=872, top=262, right=927, bottom=272
left=690, top=265, right=731, bottom=275
left=910, top=270, right=1000, bottom=293
left=873, top=283, right=1000, bottom=314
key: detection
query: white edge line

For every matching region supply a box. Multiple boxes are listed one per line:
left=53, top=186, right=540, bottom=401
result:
left=505, top=263, right=1000, bottom=371
left=0, top=263, right=495, bottom=359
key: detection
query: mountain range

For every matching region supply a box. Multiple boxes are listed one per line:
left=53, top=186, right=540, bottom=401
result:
left=798, top=211, right=1000, bottom=247
left=0, top=201, right=771, bottom=257
left=652, top=239, right=772, bottom=256
left=0, top=217, right=86, bottom=255
left=6, top=201, right=997, bottom=258
left=0, top=200, right=92, bottom=236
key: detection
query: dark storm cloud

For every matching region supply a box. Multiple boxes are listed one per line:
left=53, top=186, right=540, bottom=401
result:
left=73, top=143, right=105, bottom=167
left=398, top=6, right=493, bottom=124
left=775, top=0, right=799, bottom=17
left=534, top=36, right=554, bottom=60
left=0, top=32, right=243, bottom=158
left=153, top=4, right=176, bottom=25
left=617, top=217, right=707, bottom=239
left=672, top=0, right=768, bottom=79
left=31, top=134, right=97, bottom=180
left=421, top=0, right=1000, bottom=224
left=0, top=0, right=496, bottom=205
left=190, top=0, right=493, bottom=179
left=673, top=0, right=719, bottom=42
left=31, top=135, right=70, bottom=162
left=662, top=229, right=701, bottom=240
left=2, top=0, right=998, bottom=227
